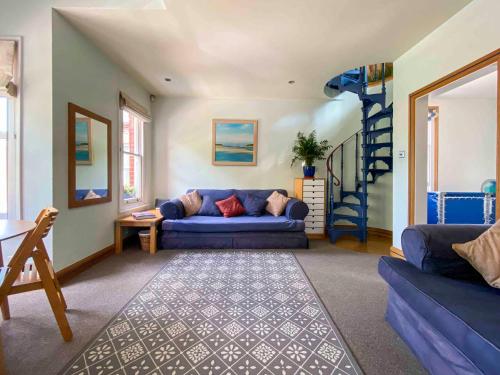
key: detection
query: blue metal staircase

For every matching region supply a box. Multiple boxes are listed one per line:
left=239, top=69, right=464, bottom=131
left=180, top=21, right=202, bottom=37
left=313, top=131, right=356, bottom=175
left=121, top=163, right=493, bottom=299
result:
left=324, top=64, right=393, bottom=242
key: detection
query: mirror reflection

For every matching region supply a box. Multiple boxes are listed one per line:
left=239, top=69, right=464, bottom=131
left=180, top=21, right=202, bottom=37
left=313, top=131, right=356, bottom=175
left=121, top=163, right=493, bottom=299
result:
left=68, top=102, right=111, bottom=208
left=74, top=114, right=108, bottom=201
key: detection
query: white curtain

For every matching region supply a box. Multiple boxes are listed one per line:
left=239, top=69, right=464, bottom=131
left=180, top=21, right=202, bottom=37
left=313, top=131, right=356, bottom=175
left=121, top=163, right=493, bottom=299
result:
left=0, top=40, right=17, bottom=97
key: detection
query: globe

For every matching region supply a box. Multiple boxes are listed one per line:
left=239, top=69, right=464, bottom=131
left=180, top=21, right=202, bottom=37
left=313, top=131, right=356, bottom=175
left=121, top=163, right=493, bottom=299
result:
left=481, top=179, right=496, bottom=194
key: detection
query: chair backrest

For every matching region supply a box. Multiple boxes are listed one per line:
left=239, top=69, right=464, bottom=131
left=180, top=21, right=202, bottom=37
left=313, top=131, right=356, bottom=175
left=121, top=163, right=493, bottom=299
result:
left=2, top=208, right=58, bottom=289
left=35, top=207, right=58, bottom=239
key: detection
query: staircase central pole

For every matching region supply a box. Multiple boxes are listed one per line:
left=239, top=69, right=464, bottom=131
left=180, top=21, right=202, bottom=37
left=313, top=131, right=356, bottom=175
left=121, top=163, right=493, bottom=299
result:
left=360, top=66, right=369, bottom=242
left=355, top=132, right=359, bottom=190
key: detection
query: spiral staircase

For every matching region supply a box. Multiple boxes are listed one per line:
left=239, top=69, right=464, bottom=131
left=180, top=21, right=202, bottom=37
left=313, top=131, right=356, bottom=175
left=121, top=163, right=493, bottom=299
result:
left=325, top=64, right=393, bottom=242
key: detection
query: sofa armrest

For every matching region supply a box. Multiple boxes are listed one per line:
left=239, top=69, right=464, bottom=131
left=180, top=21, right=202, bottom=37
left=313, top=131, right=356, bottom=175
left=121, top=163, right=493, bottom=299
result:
left=285, top=198, right=309, bottom=220
left=159, top=199, right=185, bottom=220
left=402, top=224, right=490, bottom=279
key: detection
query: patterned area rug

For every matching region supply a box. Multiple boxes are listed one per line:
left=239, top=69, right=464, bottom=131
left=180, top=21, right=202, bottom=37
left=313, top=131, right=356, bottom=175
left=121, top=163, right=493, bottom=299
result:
left=61, top=251, right=362, bottom=375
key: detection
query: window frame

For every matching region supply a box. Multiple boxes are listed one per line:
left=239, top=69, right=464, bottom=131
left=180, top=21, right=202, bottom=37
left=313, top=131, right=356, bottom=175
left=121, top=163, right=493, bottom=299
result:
left=0, top=36, right=22, bottom=220
left=119, top=108, right=147, bottom=212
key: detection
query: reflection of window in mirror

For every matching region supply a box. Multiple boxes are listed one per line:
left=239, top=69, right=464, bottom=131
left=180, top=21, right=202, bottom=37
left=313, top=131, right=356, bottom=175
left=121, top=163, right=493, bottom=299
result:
left=121, top=109, right=145, bottom=207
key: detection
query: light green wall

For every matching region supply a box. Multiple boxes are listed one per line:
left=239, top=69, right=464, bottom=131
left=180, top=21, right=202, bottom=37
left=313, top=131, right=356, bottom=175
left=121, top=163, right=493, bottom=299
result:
left=393, top=0, right=500, bottom=248
left=52, top=11, right=153, bottom=270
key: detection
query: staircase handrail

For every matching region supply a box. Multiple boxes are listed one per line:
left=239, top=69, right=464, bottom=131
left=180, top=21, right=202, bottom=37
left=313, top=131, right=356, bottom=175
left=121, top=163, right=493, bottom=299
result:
left=326, top=129, right=362, bottom=187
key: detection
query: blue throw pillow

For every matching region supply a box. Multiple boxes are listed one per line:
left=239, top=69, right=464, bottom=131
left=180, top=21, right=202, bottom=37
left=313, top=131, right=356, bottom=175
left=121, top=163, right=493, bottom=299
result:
left=243, top=194, right=268, bottom=216
left=198, top=195, right=222, bottom=216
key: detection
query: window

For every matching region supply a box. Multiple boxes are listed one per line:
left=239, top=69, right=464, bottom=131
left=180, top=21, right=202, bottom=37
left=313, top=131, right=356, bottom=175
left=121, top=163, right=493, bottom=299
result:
left=0, top=38, right=19, bottom=219
left=0, top=95, right=8, bottom=218
left=121, top=109, right=144, bottom=206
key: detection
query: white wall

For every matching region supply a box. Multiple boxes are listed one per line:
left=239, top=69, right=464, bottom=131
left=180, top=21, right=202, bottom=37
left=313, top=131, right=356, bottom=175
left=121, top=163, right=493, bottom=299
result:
left=52, top=11, right=153, bottom=270
left=414, top=96, right=429, bottom=224
left=393, top=0, right=500, bottom=247
left=153, top=90, right=393, bottom=230
left=430, top=97, right=496, bottom=191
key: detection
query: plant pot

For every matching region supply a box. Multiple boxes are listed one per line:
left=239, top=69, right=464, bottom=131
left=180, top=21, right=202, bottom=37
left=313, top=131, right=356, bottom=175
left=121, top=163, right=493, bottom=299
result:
left=303, top=165, right=316, bottom=178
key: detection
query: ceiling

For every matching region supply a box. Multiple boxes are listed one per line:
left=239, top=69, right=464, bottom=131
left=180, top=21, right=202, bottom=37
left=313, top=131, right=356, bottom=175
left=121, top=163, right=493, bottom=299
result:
left=58, top=0, right=471, bottom=99
left=434, top=69, right=497, bottom=99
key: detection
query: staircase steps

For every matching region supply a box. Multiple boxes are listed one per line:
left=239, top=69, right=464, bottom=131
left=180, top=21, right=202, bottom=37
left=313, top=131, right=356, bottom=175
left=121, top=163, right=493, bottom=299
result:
left=333, top=202, right=366, bottom=215
left=360, top=92, right=386, bottom=109
left=331, top=213, right=366, bottom=227
left=366, top=127, right=392, bottom=140
left=325, top=63, right=392, bottom=243
left=364, top=156, right=393, bottom=168
left=366, top=103, right=393, bottom=128
left=366, top=168, right=392, bottom=183
left=341, top=191, right=365, bottom=203
left=364, top=142, right=392, bottom=154
left=328, top=226, right=366, bottom=243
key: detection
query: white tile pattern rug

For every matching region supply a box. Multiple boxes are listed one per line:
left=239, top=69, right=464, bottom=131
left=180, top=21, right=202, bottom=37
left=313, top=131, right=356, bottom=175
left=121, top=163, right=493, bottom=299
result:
left=61, top=251, right=362, bottom=375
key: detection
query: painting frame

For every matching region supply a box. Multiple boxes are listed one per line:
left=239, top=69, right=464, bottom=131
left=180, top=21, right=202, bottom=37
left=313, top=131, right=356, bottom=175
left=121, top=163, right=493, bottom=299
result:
left=75, top=117, right=93, bottom=165
left=212, top=119, right=258, bottom=166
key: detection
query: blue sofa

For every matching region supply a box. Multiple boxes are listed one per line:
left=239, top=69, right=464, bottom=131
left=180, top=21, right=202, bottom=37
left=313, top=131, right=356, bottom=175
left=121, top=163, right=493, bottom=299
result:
left=379, top=225, right=500, bottom=375
left=157, top=189, right=309, bottom=249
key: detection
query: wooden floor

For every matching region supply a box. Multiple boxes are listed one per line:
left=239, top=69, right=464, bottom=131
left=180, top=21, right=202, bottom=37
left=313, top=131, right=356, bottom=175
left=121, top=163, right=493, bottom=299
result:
left=323, top=234, right=392, bottom=255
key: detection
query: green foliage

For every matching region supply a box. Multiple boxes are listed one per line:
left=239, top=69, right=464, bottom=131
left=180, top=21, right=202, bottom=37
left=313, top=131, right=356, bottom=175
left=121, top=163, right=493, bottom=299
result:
left=291, top=131, right=332, bottom=167
left=124, top=185, right=136, bottom=197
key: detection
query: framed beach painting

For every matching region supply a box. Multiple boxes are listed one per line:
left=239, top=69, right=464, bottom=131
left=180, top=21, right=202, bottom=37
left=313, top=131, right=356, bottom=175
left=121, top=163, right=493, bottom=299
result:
left=75, top=117, right=93, bottom=165
left=212, top=119, right=258, bottom=166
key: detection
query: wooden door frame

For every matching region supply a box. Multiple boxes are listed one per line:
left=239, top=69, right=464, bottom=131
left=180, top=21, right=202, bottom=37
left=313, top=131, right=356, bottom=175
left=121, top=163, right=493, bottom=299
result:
left=408, top=49, right=500, bottom=224
left=428, top=106, right=439, bottom=191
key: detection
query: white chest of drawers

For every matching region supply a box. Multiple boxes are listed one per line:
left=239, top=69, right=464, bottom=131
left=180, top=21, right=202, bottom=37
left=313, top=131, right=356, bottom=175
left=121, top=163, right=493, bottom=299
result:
left=294, top=178, right=326, bottom=239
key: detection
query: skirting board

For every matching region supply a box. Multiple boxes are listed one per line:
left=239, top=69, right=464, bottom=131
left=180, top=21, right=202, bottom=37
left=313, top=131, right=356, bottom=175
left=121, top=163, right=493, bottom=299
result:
left=56, top=244, right=115, bottom=285
left=390, top=246, right=405, bottom=260
left=333, top=225, right=392, bottom=239
left=367, top=227, right=392, bottom=239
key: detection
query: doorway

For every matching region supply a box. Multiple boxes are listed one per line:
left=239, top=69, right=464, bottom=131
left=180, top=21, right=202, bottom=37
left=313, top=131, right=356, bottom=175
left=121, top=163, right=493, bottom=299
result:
left=408, top=49, right=499, bottom=225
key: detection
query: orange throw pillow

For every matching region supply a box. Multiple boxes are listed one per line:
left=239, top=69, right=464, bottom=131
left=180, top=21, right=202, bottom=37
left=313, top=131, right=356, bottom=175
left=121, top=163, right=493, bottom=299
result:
left=452, top=220, right=500, bottom=288
left=266, top=191, right=291, bottom=217
left=215, top=195, right=246, bottom=218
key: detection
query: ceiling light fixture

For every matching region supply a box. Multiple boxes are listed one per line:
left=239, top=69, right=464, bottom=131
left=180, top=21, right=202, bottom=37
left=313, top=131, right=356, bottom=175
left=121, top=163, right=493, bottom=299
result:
left=164, top=77, right=172, bottom=82
left=288, top=80, right=295, bottom=85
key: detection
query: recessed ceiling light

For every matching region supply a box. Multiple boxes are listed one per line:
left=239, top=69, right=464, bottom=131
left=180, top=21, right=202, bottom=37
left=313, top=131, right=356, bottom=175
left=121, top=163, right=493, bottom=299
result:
left=164, top=77, right=172, bottom=82
left=288, top=80, right=295, bottom=85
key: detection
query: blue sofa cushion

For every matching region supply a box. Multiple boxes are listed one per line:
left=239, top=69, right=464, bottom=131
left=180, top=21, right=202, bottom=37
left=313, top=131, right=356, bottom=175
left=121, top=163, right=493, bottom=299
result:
left=243, top=194, right=267, bottom=216
left=198, top=195, right=222, bottom=216
left=162, top=215, right=305, bottom=233
left=402, top=224, right=489, bottom=280
left=75, top=189, right=108, bottom=200
left=379, top=256, right=500, bottom=375
left=285, top=198, right=309, bottom=220
left=188, top=189, right=288, bottom=202
left=159, top=199, right=185, bottom=220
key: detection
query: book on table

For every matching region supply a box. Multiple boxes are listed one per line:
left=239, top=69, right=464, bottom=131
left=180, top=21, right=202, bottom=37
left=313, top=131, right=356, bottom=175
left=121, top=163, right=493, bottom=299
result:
left=132, top=211, right=156, bottom=220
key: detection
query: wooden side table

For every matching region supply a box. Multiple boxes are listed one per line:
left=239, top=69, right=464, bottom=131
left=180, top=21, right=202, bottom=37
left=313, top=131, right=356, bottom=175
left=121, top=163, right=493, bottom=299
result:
left=115, top=209, right=163, bottom=255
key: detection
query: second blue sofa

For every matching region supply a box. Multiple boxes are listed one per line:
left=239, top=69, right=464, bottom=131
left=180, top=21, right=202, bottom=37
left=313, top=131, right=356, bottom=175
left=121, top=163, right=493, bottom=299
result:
left=158, top=189, right=309, bottom=249
left=379, top=225, right=500, bottom=375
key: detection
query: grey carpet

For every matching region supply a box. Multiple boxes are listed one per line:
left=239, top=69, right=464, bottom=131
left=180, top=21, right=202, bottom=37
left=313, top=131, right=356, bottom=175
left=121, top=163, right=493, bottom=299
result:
left=60, top=251, right=362, bottom=375
left=0, top=241, right=424, bottom=375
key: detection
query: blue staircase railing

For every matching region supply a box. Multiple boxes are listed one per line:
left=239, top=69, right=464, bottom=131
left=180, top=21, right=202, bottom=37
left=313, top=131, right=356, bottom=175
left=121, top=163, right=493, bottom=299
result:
left=325, top=64, right=393, bottom=242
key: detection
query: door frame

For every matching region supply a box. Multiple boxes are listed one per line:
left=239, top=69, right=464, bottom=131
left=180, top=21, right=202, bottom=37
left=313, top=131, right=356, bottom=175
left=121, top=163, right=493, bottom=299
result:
left=408, top=48, right=500, bottom=224
left=428, top=106, right=439, bottom=192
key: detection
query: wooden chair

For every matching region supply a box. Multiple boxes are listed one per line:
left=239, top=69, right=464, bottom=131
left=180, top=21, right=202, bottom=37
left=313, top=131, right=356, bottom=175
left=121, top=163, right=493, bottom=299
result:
left=0, top=208, right=73, bottom=341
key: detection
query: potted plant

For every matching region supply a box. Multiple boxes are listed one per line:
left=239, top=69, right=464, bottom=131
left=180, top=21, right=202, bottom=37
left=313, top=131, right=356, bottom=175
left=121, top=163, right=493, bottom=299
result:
left=291, top=131, right=332, bottom=178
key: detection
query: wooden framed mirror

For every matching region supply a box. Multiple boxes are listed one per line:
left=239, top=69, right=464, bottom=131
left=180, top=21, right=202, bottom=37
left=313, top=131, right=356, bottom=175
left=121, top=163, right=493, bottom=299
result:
left=68, top=103, right=112, bottom=208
